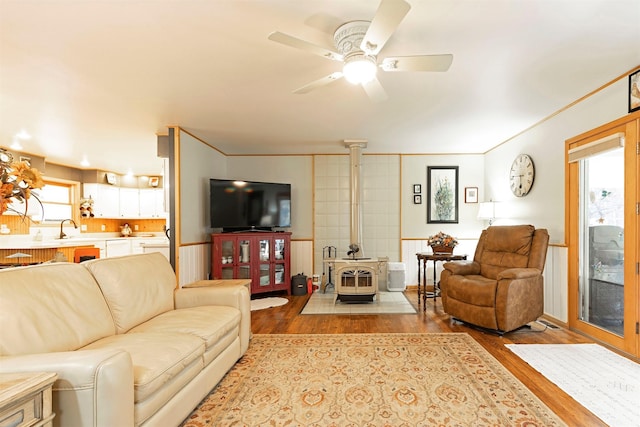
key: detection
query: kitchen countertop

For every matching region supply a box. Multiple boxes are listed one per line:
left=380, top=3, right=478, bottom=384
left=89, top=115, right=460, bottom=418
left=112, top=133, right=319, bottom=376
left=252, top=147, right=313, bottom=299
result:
left=0, top=235, right=168, bottom=250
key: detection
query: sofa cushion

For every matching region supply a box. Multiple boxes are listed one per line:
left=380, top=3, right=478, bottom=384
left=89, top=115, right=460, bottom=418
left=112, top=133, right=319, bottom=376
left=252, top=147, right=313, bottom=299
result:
left=83, top=253, right=176, bottom=334
left=478, top=225, right=534, bottom=279
left=128, top=306, right=241, bottom=364
left=0, top=263, right=115, bottom=356
left=80, top=331, right=204, bottom=403
left=446, top=274, right=497, bottom=307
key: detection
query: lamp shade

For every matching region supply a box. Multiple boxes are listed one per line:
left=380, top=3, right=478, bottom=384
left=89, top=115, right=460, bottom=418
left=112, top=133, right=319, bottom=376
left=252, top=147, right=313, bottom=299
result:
left=477, top=201, right=496, bottom=224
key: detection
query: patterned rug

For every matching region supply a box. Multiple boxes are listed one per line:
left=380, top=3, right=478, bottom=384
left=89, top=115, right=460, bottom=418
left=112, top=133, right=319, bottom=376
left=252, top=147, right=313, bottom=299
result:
left=181, top=333, right=565, bottom=426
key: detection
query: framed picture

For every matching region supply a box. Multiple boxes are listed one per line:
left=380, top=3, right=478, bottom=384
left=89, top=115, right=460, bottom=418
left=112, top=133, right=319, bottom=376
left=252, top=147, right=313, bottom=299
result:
left=427, top=166, right=459, bottom=224
left=413, top=184, right=421, bottom=194
left=630, top=70, right=640, bottom=113
left=148, top=176, right=159, bottom=187
left=465, top=187, right=478, bottom=203
left=413, top=194, right=422, bottom=204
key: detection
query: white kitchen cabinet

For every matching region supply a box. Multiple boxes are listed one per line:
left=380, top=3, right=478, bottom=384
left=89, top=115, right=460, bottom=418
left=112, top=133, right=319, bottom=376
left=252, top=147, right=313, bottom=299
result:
left=139, top=189, right=166, bottom=218
left=83, top=184, right=119, bottom=218
left=119, top=188, right=139, bottom=217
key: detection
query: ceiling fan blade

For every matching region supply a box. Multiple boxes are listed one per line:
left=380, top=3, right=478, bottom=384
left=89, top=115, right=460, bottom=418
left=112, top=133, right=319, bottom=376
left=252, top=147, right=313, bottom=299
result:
left=268, top=31, right=343, bottom=61
left=381, top=54, right=453, bottom=72
left=362, top=77, right=388, bottom=102
left=361, top=0, right=411, bottom=55
left=293, top=72, right=344, bottom=94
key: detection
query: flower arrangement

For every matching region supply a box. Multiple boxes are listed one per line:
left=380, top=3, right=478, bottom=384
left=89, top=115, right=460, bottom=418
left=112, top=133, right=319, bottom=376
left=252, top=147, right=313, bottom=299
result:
left=1, top=148, right=44, bottom=217
left=427, top=231, right=458, bottom=248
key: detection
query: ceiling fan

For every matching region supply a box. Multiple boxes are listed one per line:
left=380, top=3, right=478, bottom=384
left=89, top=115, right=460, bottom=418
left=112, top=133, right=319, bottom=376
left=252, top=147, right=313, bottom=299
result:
left=268, top=0, right=453, bottom=101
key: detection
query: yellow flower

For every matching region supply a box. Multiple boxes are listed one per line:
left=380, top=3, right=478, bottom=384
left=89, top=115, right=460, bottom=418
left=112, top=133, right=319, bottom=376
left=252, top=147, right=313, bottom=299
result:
left=0, top=149, right=44, bottom=217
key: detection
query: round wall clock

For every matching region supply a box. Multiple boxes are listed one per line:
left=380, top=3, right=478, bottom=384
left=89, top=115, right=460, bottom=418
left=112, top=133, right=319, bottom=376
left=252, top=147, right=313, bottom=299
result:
left=509, top=154, right=535, bottom=197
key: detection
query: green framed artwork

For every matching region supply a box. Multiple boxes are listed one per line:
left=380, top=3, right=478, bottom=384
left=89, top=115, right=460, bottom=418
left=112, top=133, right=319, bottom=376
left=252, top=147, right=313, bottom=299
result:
left=427, top=166, right=459, bottom=224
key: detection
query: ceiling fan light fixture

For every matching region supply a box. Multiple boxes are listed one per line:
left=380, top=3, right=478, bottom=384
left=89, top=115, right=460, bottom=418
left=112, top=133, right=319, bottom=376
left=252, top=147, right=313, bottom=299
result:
left=343, top=54, right=377, bottom=84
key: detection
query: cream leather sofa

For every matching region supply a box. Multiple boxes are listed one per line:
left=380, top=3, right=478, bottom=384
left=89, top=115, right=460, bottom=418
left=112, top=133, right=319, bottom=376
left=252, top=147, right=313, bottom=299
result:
left=0, top=252, right=250, bottom=427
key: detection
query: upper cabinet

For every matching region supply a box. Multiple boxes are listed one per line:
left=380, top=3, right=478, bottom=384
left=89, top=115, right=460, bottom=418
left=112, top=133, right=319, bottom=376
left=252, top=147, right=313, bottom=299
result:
left=119, top=188, right=139, bottom=218
left=84, top=183, right=119, bottom=218
left=83, top=184, right=167, bottom=219
left=139, top=188, right=166, bottom=218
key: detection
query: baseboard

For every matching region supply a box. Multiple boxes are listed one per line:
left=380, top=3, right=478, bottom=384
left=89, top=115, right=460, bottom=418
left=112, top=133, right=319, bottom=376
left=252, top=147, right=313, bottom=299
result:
left=539, top=314, right=568, bottom=329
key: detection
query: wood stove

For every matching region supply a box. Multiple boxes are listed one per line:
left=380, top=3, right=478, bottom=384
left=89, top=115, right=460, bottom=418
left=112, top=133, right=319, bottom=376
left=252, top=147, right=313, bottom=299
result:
left=334, top=259, right=382, bottom=302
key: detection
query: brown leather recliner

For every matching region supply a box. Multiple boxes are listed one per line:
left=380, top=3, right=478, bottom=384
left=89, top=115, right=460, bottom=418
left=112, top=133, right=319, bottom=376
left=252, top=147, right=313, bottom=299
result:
left=440, top=225, right=549, bottom=333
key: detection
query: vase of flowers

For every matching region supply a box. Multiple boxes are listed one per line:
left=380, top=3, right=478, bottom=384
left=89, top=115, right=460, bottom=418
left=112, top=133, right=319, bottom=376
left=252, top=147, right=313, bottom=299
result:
left=427, top=231, right=458, bottom=254
left=1, top=148, right=44, bottom=217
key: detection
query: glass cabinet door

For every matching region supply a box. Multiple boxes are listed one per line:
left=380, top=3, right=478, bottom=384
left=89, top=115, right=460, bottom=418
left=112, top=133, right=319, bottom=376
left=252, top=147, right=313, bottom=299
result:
left=274, top=238, right=285, bottom=261
left=259, top=239, right=270, bottom=262
left=258, top=238, right=271, bottom=288
left=220, top=239, right=235, bottom=279
left=259, top=264, right=270, bottom=288
left=237, top=238, right=251, bottom=280
left=239, top=239, right=251, bottom=264
left=274, top=264, right=285, bottom=285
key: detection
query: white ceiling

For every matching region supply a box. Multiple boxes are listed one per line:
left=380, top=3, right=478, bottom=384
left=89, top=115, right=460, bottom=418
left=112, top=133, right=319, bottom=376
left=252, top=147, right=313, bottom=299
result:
left=1, top=0, right=639, bottom=176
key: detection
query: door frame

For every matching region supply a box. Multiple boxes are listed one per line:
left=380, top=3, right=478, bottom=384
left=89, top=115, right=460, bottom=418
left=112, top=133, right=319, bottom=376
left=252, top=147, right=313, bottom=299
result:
left=566, top=111, right=639, bottom=357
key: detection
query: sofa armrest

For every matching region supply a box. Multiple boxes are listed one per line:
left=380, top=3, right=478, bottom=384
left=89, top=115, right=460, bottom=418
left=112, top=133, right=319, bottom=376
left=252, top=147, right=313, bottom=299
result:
left=497, top=267, right=541, bottom=280
left=174, top=284, right=251, bottom=355
left=0, top=349, right=134, bottom=427
left=443, top=261, right=480, bottom=275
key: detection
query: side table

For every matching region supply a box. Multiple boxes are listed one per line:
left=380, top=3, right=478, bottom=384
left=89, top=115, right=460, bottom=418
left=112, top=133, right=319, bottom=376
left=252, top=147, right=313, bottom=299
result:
left=0, top=372, right=57, bottom=427
left=183, top=278, right=251, bottom=291
left=416, top=252, right=467, bottom=310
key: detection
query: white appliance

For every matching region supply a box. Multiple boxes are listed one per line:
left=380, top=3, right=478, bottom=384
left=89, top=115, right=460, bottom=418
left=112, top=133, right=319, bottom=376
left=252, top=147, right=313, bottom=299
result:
left=387, top=262, right=406, bottom=291
left=106, top=239, right=131, bottom=258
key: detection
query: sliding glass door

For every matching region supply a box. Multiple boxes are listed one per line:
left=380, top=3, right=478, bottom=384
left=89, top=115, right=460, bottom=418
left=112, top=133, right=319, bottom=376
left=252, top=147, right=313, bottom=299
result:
left=578, top=147, right=624, bottom=335
left=567, top=114, right=639, bottom=357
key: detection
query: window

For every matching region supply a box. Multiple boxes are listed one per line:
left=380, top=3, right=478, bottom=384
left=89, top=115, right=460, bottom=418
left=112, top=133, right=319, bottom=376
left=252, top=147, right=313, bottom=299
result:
left=29, top=181, right=74, bottom=222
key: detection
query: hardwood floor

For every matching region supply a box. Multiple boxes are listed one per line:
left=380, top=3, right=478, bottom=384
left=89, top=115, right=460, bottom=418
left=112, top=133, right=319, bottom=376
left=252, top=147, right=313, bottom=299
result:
left=251, top=290, right=605, bottom=427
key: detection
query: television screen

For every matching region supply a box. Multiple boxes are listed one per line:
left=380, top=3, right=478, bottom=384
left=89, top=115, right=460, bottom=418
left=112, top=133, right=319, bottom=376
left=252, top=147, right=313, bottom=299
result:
left=210, top=179, right=291, bottom=230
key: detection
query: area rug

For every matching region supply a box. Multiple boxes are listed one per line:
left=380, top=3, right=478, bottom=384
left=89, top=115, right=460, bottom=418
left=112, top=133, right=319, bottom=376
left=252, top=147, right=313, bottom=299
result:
left=506, top=343, right=640, bottom=427
left=250, top=297, right=288, bottom=311
left=181, top=333, right=565, bottom=426
left=300, top=291, right=417, bottom=315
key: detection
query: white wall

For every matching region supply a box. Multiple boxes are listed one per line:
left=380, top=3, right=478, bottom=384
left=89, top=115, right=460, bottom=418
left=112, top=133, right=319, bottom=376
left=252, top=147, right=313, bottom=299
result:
left=402, top=154, right=486, bottom=240
left=482, top=75, right=630, bottom=321
left=179, top=130, right=227, bottom=244
left=226, top=156, right=313, bottom=239
left=483, top=78, right=629, bottom=244
left=175, top=75, right=630, bottom=315
left=314, top=154, right=401, bottom=277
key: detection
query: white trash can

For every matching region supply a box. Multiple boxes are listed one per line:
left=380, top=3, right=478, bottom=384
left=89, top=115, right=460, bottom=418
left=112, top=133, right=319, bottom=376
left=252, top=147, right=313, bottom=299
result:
left=387, top=262, right=406, bottom=292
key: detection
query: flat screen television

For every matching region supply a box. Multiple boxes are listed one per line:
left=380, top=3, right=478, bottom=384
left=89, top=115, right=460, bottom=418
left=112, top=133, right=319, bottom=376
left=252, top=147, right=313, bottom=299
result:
left=209, top=179, right=291, bottom=231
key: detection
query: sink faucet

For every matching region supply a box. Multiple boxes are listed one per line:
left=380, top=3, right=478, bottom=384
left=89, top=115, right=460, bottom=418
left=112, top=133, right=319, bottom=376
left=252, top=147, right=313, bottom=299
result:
left=59, top=219, right=78, bottom=239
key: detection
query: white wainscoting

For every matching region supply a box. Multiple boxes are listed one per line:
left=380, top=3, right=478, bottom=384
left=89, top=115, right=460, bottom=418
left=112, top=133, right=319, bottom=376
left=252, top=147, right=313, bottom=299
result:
left=178, top=243, right=210, bottom=287
left=175, top=240, right=567, bottom=321
left=401, top=239, right=479, bottom=286
left=177, top=240, right=314, bottom=289
left=291, top=240, right=313, bottom=278
left=401, top=240, right=568, bottom=323
left=543, top=245, right=568, bottom=323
